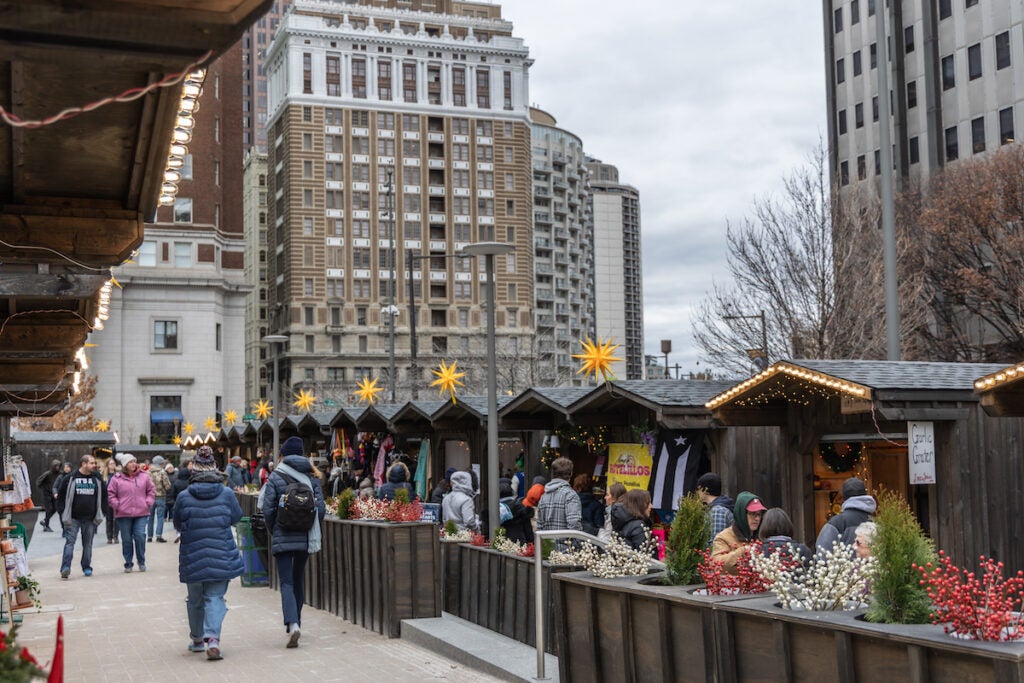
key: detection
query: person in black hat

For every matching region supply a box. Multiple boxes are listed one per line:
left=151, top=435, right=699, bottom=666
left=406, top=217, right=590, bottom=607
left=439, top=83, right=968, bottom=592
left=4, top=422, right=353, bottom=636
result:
left=429, top=466, right=457, bottom=504
left=814, top=476, right=877, bottom=556
left=696, top=472, right=735, bottom=548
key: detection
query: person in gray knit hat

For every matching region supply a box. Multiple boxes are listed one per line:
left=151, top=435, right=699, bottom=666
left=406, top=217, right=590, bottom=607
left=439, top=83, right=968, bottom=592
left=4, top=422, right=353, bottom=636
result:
left=147, top=455, right=171, bottom=542
left=107, top=452, right=155, bottom=572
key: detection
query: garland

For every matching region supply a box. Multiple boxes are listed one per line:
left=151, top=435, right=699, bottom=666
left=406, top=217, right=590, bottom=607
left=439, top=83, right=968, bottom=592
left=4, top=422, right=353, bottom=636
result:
left=818, top=442, right=863, bottom=474
left=541, top=424, right=610, bottom=469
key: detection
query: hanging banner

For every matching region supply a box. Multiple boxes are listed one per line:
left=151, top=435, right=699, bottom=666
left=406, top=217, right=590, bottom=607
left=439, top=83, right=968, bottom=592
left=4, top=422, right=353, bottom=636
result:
left=606, top=443, right=653, bottom=491
left=908, top=421, right=936, bottom=484
left=648, top=429, right=709, bottom=510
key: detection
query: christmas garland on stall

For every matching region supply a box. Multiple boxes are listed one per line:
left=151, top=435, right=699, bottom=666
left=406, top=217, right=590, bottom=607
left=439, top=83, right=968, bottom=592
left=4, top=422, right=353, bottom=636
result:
left=541, top=424, right=610, bottom=469
left=817, top=442, right=863, bottom=473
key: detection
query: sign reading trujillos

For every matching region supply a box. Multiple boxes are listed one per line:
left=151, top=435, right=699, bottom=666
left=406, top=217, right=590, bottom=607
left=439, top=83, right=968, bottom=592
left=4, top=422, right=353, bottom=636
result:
left=908, top=421, right=936, bottom=485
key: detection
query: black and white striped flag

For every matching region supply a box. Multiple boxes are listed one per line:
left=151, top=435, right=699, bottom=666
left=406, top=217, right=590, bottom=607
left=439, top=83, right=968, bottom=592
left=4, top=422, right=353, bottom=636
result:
left=648, top=429, right=708, bottom=510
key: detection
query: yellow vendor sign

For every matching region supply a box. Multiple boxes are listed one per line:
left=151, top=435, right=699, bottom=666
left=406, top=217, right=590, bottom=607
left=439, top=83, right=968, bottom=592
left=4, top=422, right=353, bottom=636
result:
left=606, top=443, right=653, bottom=490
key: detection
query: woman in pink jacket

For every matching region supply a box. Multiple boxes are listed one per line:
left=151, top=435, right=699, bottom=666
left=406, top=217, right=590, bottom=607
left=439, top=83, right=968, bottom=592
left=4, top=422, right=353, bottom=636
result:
left=107, top=453, right=155, bottom=572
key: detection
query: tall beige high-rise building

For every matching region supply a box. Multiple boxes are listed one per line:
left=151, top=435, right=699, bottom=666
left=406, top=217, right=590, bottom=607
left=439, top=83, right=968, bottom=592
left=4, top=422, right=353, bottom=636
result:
left=263, top=0, right=535, bottom=402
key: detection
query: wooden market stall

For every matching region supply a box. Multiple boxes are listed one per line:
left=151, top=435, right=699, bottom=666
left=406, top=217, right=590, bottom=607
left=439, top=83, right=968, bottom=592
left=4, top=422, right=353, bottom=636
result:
left=707, top=359, right=1024, bottom=571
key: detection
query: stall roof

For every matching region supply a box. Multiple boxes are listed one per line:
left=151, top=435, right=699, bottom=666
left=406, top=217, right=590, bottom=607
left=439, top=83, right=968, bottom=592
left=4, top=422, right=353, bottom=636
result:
left=12, top=431, right=116, bottom=445
left=499, top=386, right=594, bottom=427
left=431, top=395, right=515, bottom=423
left=974, top=361, right=1024, bottom=417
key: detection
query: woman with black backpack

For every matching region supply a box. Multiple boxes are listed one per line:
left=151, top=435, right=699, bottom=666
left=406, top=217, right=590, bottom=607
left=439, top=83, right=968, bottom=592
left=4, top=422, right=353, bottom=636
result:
left=260, top=436, right=325, bottom=649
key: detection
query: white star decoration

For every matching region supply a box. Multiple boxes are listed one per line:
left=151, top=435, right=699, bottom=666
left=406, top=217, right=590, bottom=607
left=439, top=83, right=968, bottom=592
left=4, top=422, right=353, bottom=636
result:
left=675, top=436, right=688, bottom=447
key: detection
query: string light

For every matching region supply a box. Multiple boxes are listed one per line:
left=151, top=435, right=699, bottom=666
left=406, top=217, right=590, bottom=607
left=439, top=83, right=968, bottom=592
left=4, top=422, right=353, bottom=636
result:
left=160, top=69, right=206, bottom=206
left=705, top=362, right=872, bottom=409
left=974, top=364, right=1024, bottom=391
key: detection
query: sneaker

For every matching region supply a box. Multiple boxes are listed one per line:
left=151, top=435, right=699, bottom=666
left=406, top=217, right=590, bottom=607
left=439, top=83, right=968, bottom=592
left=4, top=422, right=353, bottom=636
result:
left=174, top=535, right=181, bottom=544
left=286, top=624, right=300, bottom=648
left=124, top=567, right=133, bottom=573
left=42, top=525, right=53, bottom=533
left=188, top=639, right=205, bottom=653
left=156, top=537, right=167, bottom=543
left=138, top=565, right=147, bottom=572
left=60, top=569, right=70, bottom=579
left=206, top=639, right=222, bottom=660
left=147, top=537, right=153, bottom=542
left=83, top=569, right=92, bottom=577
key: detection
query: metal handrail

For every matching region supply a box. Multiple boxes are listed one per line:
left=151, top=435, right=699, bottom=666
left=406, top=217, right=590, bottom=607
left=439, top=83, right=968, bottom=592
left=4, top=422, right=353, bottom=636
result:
left=533, top=530, right=666, bottom=680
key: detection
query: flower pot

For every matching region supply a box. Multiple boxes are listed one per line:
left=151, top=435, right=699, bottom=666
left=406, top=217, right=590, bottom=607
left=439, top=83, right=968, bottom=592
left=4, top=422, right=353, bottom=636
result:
left=14, top=589, right=32, bottom=607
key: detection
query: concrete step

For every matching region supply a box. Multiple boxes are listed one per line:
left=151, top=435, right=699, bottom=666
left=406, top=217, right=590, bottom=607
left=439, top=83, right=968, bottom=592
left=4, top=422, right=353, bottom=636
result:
left=402, top=612, right=560, bottom=683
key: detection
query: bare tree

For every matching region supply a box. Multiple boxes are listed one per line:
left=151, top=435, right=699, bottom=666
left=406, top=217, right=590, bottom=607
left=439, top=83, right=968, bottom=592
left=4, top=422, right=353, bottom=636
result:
left=14, top=373, right=99, bottom=431
left=693, top=143, right=926, bottom=375
left=917, top=145, right=1024, bottom=361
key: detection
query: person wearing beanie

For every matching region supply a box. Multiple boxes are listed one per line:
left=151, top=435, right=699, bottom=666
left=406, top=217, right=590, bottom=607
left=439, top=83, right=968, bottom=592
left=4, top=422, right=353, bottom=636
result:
left=173, top=443, right=245, bottom=660
left=35, top=459, right=62, bottom=532
left=107, top=452, right=155, bottom=572
left=225, top=455, right=247, bottom=491
left=170, top=457, right=193, bottom=543
left=499, top=478, right=533, bottom=543
left=814, top=476, right=877, bottom=556
left=428, top=466, right=457, bottom=504
left=261, top=436, right=325, bottom=648
left=147, top=455, right=172, bottom=543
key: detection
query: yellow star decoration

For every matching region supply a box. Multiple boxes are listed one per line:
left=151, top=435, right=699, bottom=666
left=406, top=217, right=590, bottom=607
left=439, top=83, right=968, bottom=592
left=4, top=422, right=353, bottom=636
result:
left=573, top=336, right=623, bottom=382
left=292, top=389, right=317, bottom=413
left=204, top=416, right=218, bottom=432
left=173, top=435, right=182, bottom=446
left=354, top=376, right=383, bottom=405
left=94, top=420, right=110, bottom=432
left=183, top=422, right=195, bottom=435
left=223, top=409, right=238, bottom=426
left=431, top=360, right=466, bottom=404
left=254, top=399, right=272, bottom=420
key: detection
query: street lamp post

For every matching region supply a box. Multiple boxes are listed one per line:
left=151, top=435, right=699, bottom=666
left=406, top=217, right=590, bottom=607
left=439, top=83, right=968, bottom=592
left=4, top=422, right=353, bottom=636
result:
left=407, top=250, right=471, bottom=399
left=386, top=168, right=396, bottom=403
left=462, top=241, right=514, bottom=538
left=723, top=310, right=768, bottom=372
left=262, top=334, right=288, bottom=459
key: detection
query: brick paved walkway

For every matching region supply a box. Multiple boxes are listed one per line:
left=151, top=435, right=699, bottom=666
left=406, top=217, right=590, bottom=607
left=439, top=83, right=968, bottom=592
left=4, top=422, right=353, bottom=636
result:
left=12, top=515, right=499, bottom=682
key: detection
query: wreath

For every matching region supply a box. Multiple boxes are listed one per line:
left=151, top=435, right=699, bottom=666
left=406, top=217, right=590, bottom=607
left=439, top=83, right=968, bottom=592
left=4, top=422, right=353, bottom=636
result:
left=818, top=442, right=863, bottom=473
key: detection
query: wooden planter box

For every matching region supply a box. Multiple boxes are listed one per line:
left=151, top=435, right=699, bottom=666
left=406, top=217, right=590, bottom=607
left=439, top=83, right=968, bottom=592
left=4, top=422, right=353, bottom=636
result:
left=235, top=492, right=258, bottom=518
left=552, top=571, right=764, bottom=683
left=441, top=543, right=576, bottom=654
left=553, top=571, right=1024, bottom=683
left=714, top=595, right=1024, bottom=683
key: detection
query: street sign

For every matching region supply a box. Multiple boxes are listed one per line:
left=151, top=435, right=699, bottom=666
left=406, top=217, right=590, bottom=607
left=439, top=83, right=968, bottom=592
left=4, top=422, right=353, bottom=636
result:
left=243, top=413, right=255, bottom=421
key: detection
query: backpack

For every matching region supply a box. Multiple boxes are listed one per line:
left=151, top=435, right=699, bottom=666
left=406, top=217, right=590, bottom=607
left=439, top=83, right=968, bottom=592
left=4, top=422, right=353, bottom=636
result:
left=277, top=481, right=316, bottom=531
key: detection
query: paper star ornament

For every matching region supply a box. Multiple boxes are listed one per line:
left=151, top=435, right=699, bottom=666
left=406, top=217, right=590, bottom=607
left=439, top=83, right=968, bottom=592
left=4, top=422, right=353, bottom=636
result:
left=354, top=376, right=383, bottom=404
left=173, top=435, right=182, bottom=446
left=223, top=409, right=238, bottom=426
left=254, top=399, right=272, bottom=420
left=94, top=420, right=110, bottom=432
left=431, top=360, right=466, bottom=403
left=292, top=389, right=317, bottom=412
left=204, top=416, right=219, bottom=432
left=573, top=336, right=623, bottom=382
left=183, top=421, right=195, bottom=435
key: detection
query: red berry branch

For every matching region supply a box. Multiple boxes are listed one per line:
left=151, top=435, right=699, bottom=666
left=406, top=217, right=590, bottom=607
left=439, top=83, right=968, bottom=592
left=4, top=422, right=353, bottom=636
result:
left=915, top=552, right=1024, bottom=641
left=697, top=542, right=772, bottom=595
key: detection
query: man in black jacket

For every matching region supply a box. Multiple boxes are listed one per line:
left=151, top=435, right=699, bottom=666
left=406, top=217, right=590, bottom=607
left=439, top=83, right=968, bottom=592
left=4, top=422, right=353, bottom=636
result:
left=56, top=454, right=103, bottom=579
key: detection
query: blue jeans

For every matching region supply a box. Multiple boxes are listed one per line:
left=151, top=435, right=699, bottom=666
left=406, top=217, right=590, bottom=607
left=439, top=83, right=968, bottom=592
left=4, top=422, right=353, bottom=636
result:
left=186, top=580, right=230, bottom=641
left=275, top=551, right=309, bottom=627
left=147, top=498, right=166, bottom=539
left=60, top=518, right=97, bottom=573
left=117, top=516, right=148, bottom=569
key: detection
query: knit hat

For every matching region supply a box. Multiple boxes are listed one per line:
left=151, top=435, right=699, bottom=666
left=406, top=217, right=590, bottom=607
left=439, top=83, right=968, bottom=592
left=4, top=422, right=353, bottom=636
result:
left=152, top=456, right=166, bottom=467
left=231, top=455, right=242, bottom=463
left=842, top=477, right=868, bottom=500
left=696, top=472, right=722, bottom=497
left=194, top=445, right=216, bottom=469
left=280, top=436, right=304, bottom=458
left=444, top=466, right=457, bottom=481
left=532, top=475, right=547, bottom=486
left=115, top=453, right=137, bottom=468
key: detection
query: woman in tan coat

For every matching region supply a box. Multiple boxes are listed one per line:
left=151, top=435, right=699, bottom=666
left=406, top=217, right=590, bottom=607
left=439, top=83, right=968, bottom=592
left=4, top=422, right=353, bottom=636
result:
left=711, top=491, right=767, bottom=574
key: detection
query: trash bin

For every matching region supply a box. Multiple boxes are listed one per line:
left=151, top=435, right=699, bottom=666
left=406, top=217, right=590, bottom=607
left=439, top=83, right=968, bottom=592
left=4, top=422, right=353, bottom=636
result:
left=235, top=517, right=269, bottom=586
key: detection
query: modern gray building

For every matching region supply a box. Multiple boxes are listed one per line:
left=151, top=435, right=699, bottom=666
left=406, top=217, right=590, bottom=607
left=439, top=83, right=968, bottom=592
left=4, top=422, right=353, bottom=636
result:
left=823, top=0, right=1022, bottom=188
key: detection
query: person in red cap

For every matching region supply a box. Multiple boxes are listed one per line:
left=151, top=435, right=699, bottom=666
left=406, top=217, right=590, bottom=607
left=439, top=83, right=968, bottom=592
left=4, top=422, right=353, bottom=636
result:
left=711, top=491, right=767, bottom=574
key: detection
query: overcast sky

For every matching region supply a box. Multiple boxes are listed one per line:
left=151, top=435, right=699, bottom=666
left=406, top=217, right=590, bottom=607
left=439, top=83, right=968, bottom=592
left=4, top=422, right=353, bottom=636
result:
left=506, top=2, right=827, bottom=377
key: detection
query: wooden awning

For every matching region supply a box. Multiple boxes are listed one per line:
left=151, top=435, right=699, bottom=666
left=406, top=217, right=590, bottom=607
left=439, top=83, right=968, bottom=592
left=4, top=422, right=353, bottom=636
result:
left=975, top=362, right=1024, bottom=416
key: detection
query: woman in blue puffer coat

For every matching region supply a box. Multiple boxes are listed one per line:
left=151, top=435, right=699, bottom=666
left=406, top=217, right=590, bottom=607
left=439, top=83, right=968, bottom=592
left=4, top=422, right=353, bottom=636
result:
left=172, top=445, right=244, bottom=661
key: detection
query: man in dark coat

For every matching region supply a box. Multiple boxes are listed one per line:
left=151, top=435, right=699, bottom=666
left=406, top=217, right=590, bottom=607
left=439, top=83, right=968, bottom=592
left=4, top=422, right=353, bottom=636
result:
left=173, top=445, right=245, bottom=660
left=814, top=477, right=877, bottom=556
left=170, top=459, right=193, bottom=542
left=377, top=462, right=415, bottom=501
left=36, top=459, right=62, bottom=532
left=261, top=436, right=326, bottom=649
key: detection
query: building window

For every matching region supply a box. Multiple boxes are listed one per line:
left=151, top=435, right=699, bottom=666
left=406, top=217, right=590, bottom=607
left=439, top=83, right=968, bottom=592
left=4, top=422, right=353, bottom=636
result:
left=215, top=323, right=222, bottom=351
left=868, top=0, right=875, bottom=16
left=939, top=0, right=951, bottom=19
left=855, top=102, right=864, bottom=128
left=944, top=126, right=958, bottom=161
left=840, top=160, right=849, bottom=186
left=303, top=133, right=312, bottom=151
left=302, top=106, right=312, bottom=122
left=138, top=240, right=156, bottom=267
left=304, top=278, right=314, bottom=296
left=303, top=189, right=313, bottom=207
left=873, top=149, right=881, bottom=176
left=154, top=320, right=178, bottom=350
left=968, top=43, right=982, bottom=80
left=851, top=0, right=860, bottom=24
left=326, top=55, right=341, bottom=96
left=909, top=136, right=920, bottom=164
left=303, top=217, right=314, bottom=236
left=836, top=58, right=845, bottom=84
left=1000, top=107, right=1015, bottom=145
left=872, top=96, right=878, bottom=122
left=941, top=55, right=955, bottom=90
left=181, top=154, right=193, bottom=179
left=907, top=80, right=917, bottom=109
left=971, top=117, right=985, bottom=154
left=477, top=69, right=490, bottom=108
left=303, top=52, right=312, bottom=93
left=870, top=43, right=877, bottom=69
left=174, top=242, right=191, bottom=267
left=173, top=197, right=192, bottom=223
left=857, top=155, right=866, bottom=181
left=996, top=32, right=1011, bottom=70
left=966, top=0, right=978, bottom=6
left=838, top=109, right=847, bottom=135
left=834, top=7, right=842, bottom=33
left=904, top=26, right=914, bottom=54
left=305, top=335, right=314, bottom=353
left=852, top=50, right=862, bottom=77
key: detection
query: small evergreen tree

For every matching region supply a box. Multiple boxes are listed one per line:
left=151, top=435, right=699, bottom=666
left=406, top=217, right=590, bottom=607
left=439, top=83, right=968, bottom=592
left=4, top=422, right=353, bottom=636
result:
left=336, top=488, right=356, bottom=520
left=866, top=490, right=936, bottom=624
left=665, top=491, right=710, bottom=585
left=395, top=487, right=410, bottom=504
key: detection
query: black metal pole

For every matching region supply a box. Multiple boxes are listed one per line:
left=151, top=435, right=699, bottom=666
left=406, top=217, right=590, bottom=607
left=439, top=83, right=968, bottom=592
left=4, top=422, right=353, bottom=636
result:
left=408, top=248, right=418, bottom=400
